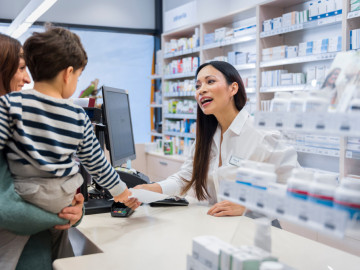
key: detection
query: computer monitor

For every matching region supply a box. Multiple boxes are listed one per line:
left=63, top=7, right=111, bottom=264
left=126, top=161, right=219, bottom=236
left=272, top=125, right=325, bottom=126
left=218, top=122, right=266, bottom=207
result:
left=102, top=86, right=136, bottom=167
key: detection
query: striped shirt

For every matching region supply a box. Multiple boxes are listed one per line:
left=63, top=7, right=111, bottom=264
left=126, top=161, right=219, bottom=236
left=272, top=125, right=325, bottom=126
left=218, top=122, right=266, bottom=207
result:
left=0, top=89, right=126, bottom=196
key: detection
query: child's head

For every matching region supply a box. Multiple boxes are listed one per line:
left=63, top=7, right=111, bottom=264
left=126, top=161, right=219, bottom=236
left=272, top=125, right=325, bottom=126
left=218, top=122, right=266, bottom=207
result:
left=23, top=27, right=88, bottom=97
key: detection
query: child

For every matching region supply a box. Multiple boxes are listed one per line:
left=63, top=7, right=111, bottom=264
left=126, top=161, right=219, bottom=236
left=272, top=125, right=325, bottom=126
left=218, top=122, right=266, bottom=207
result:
left=0, top=27, right=131, bottom=269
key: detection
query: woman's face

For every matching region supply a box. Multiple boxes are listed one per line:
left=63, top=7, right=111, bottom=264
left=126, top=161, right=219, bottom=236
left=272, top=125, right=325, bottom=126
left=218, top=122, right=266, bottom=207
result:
left=195, top=65, right=235, bottom=116
left=10, top=50, right=31, bottom=91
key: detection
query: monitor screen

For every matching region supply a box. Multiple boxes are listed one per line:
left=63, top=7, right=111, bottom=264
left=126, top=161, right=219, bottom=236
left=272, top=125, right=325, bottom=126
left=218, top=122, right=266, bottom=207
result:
left=102, top=86, right=136, bottom=167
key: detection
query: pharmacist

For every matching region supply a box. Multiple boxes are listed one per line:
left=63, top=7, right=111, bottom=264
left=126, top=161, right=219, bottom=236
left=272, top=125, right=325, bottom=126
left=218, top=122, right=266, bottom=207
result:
left=126, top=61, right=298, bottom=217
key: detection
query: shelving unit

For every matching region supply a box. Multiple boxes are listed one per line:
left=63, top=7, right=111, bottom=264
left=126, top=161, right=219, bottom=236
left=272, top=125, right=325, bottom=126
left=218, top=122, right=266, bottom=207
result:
left=152, top=0, right=360, bottom=183
left=163, top=113, right=197, bottom=120
left=163, top=131, right=196, bottom=139
left=147, top=0, right=360, bottom=258
left=260, top=84, right=318, bottom=93
left=259, top=52, right=338, bottom=68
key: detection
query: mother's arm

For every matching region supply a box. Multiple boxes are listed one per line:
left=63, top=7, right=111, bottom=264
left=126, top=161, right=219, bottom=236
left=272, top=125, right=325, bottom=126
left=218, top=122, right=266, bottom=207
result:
left=0, top=152, right=77, bottom=235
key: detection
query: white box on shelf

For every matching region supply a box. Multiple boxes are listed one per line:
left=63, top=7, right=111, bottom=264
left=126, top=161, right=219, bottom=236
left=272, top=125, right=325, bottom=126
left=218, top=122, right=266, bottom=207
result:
left=287, top=46, right=298, bottom=58
left=214, top=27, right=232, bottom=42
left=318, top=0, right=327, bottom=15
left=282, top=11, right=298, bottom=27
left=309, top=1, right=319, bottom=17
left=263, top=19, right=272, bottom=32
left=326, top=0, right=336, bottom=13
left=272, top=17, right=282, bottom=29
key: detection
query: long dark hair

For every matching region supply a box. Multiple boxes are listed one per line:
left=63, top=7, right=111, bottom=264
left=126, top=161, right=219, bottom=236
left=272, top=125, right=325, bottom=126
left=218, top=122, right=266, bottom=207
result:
left=0, top=34, right=22, bottom=95
left=182, top=61, right=247, bottom=200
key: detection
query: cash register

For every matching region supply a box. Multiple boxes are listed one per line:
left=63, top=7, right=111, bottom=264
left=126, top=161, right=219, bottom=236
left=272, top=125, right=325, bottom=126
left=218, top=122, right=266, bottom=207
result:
left=80, top=86, right=149, bottom=215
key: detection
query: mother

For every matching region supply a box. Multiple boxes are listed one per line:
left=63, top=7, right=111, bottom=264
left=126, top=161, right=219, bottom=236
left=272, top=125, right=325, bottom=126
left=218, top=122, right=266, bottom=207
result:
left=0, top=33, right=84, bottom=269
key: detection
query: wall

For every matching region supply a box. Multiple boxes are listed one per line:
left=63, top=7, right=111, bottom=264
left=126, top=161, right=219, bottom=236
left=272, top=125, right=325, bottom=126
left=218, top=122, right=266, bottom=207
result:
left=162, top=0, right=267, bottom=32
left=0, top=0, right=156, bottom=29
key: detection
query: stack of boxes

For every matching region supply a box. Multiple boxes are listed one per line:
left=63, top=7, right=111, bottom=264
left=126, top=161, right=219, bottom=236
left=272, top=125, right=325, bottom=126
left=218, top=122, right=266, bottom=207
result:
left=262, top=36, right=341, bottom=61
left=204, top=17, right=256, bottom=46
left=227, top=51, right=257, bottom=66
left=244, top=75, right=257, bottom=89
left=261, top=70, right=305, bottom=88
left=350, top=28, right=360, bottom=50
left=262, top=10, right=308, bottom=32
left=163, top=80, right=196, bottom=95
left=187, top=236, right=288, bottom=270
left=164, top=99, right=197, bottom=114
left=306, top=65, right=330, bottom=86
left=262, top=0, right=343, bottom=33
left=164, top=56, right=199, bottom=75
left=308, top=0, right=342, bottom=20
left=262, top=46, right=287, bottom=61
left=164, top=119, right=196, bottom=134
left=164, top=28, right=200, bottom=54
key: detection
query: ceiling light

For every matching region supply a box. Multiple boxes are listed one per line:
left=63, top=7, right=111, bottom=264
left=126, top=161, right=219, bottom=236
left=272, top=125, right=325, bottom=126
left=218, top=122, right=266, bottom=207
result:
left=6, top=0, right=57, bottom=39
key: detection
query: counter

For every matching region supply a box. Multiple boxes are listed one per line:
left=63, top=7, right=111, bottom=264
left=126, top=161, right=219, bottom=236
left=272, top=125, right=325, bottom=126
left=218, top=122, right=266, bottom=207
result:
left=54, top=200, right=360, bottom=269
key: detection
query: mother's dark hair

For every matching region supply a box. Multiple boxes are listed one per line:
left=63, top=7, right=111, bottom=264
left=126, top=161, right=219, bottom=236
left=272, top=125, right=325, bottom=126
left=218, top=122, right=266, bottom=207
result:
left=0, top=34, right=22, bottom=95
left=182, top=61, right=247, bottom=200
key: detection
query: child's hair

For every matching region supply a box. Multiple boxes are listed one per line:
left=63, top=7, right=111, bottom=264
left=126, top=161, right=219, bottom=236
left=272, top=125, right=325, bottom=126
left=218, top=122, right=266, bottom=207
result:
left=23, top=27, right=88, bottom=82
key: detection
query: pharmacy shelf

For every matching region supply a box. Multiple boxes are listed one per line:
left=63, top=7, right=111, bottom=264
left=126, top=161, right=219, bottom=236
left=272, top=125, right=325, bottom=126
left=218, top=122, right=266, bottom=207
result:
left=202, top=34, right=256, bottom=51
left=346, top=150, right=360, bottom=160
left=234, top=63, right=256, bottom=71
left=150, top=131, right=163, bottom=137
left=260, top=14, right=342, bottom=38
left=218, top=192, right=350, bottom=238
left=293, top=145, right=340, bottom=158
left=150, top=103, right=163, bottom=108
left=163, top=47, right=201, bottom=59
left=163, top=72, right=196, bottom=80
left=254, top=111, right=360, bottom=137
left=150, top=74, right=162, bottom=79
left=260, top=84, right=318, bottom=93
left=163, top=91, right=196, bottom=98
left=347, top=10, right=360, bottom=19
left=163, top=131, right=196, bottom=138
left=163, top=113, right=197, bottom=120
left=260, top=52, right=338, bottom=68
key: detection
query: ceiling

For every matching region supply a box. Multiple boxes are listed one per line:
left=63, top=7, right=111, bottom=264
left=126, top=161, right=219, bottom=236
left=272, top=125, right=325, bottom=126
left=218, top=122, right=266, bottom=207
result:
left=0, top=0, right=156, bottom=30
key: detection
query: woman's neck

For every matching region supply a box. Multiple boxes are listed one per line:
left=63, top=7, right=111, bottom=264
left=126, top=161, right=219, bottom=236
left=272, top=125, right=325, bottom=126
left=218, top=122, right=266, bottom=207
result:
left=216, top=105, right=239, bottom=134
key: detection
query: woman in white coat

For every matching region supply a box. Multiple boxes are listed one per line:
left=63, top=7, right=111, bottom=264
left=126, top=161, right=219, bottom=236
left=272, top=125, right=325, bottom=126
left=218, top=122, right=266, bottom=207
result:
left=126, top=61, right=298, bottom=216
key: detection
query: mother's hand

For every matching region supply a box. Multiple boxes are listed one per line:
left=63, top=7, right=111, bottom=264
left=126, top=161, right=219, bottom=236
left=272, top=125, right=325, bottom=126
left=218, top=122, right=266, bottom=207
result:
left=207, top=200, right=246, bottom=217
left=54, top=193, right=84, bottom=230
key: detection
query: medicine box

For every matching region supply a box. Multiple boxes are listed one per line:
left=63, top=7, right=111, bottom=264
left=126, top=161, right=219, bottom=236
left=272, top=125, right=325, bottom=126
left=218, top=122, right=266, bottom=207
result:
left=286, top=46, right=298, bottom=58
left=282, top=11, right=298, bottom=27
left=214, top=27, right=232, bottom=42
left=351, top=4, right=360, bottom=12
left=272, top=17, right=282, bottom=29
left=263, top=19, right=272, bottom=32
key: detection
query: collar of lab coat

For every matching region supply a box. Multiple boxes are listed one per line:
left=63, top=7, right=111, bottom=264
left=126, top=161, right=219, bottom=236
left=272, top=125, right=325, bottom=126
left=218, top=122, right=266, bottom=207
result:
left=213, top=108, right=250, bottom=151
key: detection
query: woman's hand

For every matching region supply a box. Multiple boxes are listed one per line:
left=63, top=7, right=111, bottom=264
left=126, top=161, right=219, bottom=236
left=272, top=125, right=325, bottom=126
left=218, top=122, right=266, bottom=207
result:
left=54, top=193, right=84, bottom=230
left=123, top=183, right=163, bottom=210
left=207, top=200, right=246, bottom=217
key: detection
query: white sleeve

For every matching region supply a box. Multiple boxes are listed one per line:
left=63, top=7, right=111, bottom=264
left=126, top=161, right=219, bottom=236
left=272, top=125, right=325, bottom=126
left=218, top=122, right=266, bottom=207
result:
left=252, top=130, right=299, bottom=184
left=158, top=142, right=195, bottom=196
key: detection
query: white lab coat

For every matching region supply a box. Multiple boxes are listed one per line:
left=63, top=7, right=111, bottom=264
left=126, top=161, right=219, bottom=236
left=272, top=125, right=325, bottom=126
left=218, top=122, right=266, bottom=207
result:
left=159, top=109, right=298, bottom=204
